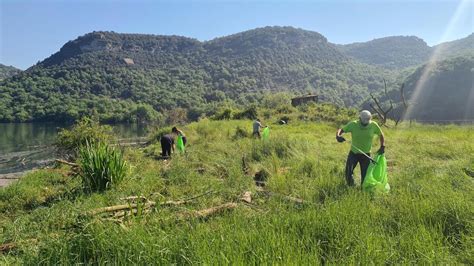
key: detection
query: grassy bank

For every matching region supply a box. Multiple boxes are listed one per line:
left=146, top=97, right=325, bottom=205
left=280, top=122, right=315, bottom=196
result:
left=1, top=117, right=473, bottom=264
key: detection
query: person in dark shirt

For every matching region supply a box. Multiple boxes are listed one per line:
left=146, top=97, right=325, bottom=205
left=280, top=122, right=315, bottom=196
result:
left=160, top=133, right=175, bottom=157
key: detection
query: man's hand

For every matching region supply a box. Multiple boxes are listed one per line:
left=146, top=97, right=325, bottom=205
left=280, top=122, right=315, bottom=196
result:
left=377, top=145, right=385, bottom=154
left=336, top=135, right=346, bottom=143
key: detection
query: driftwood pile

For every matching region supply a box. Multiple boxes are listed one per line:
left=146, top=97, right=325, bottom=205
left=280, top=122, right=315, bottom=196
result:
left=84, top=190, right=244, bottom=222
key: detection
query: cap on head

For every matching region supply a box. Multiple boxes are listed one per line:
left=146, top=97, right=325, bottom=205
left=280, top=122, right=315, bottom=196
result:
left=359, top=110, right=372, bottom=124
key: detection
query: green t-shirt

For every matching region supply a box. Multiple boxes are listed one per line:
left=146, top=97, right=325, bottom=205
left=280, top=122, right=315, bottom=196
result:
left=342, top=120, right=382, bottom=154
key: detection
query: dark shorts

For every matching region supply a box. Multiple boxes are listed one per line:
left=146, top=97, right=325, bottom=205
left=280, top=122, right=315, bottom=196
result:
left=345, top=151, right=371, bottom=186
left=161, top=136, right=173, bottom=157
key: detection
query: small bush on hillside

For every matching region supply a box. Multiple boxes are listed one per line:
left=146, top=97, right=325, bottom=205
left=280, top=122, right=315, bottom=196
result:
left=263, top=110, right=272, bottom=119
left=78, top=141, right=127, bottom=192
left=233, top=105, right=258, bottom=120
left=148, top=126, right=172, bottom=144
left=165, top=108, right=188, bottom=125
left=276, top=105, right=296, bottom=114
left=213, top=108, right=233, bottom=120
left=233, top=126, right=249, bottom=140
left=56, top=117, right=113, bottom=158
left=251, top=137, right=293, bottom=161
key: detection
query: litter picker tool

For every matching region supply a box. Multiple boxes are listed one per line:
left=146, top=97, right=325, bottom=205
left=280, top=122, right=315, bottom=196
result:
left=351, top=143, right=377, bottom=164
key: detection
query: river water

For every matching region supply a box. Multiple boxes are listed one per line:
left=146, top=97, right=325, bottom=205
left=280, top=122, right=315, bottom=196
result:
left=0, top=123, right=148, bottom=186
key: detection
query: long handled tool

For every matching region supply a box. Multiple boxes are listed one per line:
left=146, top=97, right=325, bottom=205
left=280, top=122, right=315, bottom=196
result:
left=351, top=143, right=377, bottom=164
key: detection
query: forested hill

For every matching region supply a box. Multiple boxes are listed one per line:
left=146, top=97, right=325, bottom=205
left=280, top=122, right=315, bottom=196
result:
left=336, top=33, right=473, bottom=70
left=433, top=33, right=474, bottom=58
left=364, top=55, right=474, bottom=121
left=336, top=36, right=432, bottom=69
left=0, top=26, right=392, bottom=123
left=0, top=64, right=21, bottom=80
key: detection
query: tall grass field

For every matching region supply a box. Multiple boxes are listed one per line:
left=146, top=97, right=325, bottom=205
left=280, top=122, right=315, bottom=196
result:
left=1, top=113, right=473, bottom=264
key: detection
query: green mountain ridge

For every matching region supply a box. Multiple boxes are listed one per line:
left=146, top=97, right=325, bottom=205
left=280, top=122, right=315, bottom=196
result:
left=363, top=54, right=474, bottom=121
left=0, top=64, right=21, bottom=80
left=336, top=33, right=473, bottom=69
left=336, top=36, right=432, bottom=69
left=433, top=33, right=474, bottom=58
left=1, top=27, right=471, bottom=123
left=0, top=26, right=393, bottom=123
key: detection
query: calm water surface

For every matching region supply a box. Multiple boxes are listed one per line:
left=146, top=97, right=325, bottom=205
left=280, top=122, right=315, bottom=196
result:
left=0, top=123, right=148, bottom=176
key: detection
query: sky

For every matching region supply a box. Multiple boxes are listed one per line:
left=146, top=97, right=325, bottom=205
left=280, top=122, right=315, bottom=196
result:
left=1, top=0, right=473, bottom=70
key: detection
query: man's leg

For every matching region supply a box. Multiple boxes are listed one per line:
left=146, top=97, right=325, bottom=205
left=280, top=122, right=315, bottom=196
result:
left=182, top=136, right=187, bottom=146
left=161, top=139, right=171, bottom=157
left=161, top=139, right=167, bottom=156
left=345, top=151, right=358, bottom=186
left=165, top=146, right=171, bottom=157
left=359, top=153, right=371, bottom=185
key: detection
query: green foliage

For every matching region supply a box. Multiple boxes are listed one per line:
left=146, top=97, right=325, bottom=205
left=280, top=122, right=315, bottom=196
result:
left=212, top=108, right=233, bottom=120
left=56, top=117, right=113, bottom=157
left=147, top=126, right=172, bottom=144
left=1, top=117, right=473, bottom=264
left=0, top=27, right=395, bottom=123
left=233, top=105, right=258, bottom=120
left=232, top=126, right=248, bottom=140
left=337, top=36, right=432, bottom=69
left=131, top=103, right=162, bottom=124
left=366, top=54, right=474, bottom=121
left=262, top=92, right=292, bottom=109
left=0, top=64, right=21, bottom=80
left=78, top=141, right=127, bottom=192
left=434, top=33, right=474, bottom=59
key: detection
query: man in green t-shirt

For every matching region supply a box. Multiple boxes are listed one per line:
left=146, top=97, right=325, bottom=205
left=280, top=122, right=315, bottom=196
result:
left=336, top=110, right=385, bottom=186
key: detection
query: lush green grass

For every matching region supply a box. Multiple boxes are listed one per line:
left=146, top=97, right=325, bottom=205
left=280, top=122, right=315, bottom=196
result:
left=78, top=141, right=128, bottom=192
left=1, top=117, right=473, bottom=264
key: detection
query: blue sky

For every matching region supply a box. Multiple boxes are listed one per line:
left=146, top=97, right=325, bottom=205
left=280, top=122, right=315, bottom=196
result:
left=1, top=0, right=472, bottom=69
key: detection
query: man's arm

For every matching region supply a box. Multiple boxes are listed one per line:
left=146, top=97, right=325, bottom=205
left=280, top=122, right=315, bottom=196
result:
left=336, top=128, right=344, bottom=137
left=377, top=132, right=385, bottom=154
left=336, top=129, right=346, bottom=143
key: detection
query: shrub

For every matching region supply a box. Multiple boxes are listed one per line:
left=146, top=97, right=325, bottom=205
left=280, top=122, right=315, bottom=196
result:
left=78, top=141, right=128, bottom=192
left=233, top=126, right=248, bottom=140
left=233, top=105, right=258, bottom=120
left=56, top=117, right=113, bottom=158
left=213, top=108, right=233, bottom=120
left=147, top=126, right=172, bottom=144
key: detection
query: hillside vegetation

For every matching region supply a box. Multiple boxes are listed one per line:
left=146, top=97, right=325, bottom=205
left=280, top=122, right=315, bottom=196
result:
left=433, top=33, right=474, bottom=59
left=0, top=27, right=393, bottom=123
left=365, top=54, right=474, bottom=121
left=1, top=105, right=473, bottom=264
left=336, top=33, right=473, bottom=69
left=0, top=64, right=21, bottom=80
left=336, top=36, right=432, bottom=69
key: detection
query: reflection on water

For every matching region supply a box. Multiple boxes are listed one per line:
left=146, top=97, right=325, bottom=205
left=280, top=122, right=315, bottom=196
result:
left=0, top=123, right=148, bottom=175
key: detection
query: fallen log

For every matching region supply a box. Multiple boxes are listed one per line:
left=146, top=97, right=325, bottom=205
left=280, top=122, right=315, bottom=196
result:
left=178, top=202, right=238, bottom=220
left=88, top=191, right=215, bottom=217
left=194, top=202, right=238, bottom=219
left=0, top=242, right=16, bottom=253
left=88, top=202, right=156, bottom=216
left=113, top=208, right=153, bottom=218
left=120, top=196, right=148, bottom=203
left=55, top=159, right=78, bottom=167
left=266, top=191, right=307, bottom=205
left=280, top=195, right=306, bottom=204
